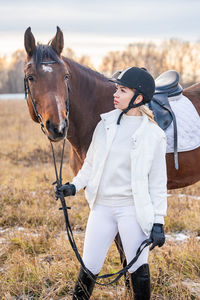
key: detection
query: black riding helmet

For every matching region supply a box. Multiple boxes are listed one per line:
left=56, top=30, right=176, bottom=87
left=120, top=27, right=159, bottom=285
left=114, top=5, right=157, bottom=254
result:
left=110, top=67, right=155, bottom=124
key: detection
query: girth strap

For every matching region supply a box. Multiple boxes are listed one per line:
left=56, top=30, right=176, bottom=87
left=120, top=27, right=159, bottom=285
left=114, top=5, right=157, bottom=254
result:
left=162, top=104, right=178, bottom=170
left=150, top=95, right=179, bottom=170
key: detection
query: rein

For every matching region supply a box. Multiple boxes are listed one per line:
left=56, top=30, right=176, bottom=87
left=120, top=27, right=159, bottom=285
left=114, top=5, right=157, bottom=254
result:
left=24, top=60, right=152, bottom=285
left=24, top=76, right=45, bottom=134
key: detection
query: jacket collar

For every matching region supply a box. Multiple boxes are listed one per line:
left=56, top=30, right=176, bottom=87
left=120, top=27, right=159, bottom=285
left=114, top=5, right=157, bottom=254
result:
left=100, top=109, right=149, bottom=138
left=100, top=109, right=121, bottom=125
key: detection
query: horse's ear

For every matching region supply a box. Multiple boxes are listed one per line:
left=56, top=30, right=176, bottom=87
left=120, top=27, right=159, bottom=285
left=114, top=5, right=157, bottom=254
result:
left=50, top=26, right=64, bottom=56
left=24, top=27, right=36, bottom=57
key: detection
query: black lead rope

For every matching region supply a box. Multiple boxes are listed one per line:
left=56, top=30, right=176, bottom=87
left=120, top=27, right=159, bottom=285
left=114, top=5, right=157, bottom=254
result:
left=50, top=139, right=153, bottom=286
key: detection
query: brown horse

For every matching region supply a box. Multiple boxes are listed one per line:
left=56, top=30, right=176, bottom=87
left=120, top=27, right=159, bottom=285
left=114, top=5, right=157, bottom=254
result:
left=24, top=26, right=200, bottom=289
left=24, top=26, right=200, bottom=190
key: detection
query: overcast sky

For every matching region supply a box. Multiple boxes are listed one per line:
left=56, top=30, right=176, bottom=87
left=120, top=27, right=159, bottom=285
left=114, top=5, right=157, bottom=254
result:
left=1, top=0, right=200, bottom=66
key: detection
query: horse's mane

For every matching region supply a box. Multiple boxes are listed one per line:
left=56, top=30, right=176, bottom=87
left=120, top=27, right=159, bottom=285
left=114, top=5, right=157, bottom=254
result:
left=33, top=44, right=61, bottom=69
left=33, top=44, right=110, bottom=85
left=184, top=82, right=200, bottom=93
left=63, top=57, right=110, bottom=84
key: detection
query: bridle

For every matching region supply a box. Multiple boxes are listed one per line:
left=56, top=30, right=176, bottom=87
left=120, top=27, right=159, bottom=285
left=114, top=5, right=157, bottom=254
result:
left=24, top=60, right=70, bottom=137
left=24, top=59, right=152, bottom=286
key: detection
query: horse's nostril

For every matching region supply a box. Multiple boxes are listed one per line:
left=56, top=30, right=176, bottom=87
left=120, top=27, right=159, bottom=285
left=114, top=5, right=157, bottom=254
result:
left=53, top=127, right=59, bottom=134
left=46, top=119, right=51, bottom=129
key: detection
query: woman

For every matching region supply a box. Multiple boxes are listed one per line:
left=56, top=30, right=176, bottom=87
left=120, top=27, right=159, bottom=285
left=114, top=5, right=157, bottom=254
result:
left=56, top=67, right=167, bottom=300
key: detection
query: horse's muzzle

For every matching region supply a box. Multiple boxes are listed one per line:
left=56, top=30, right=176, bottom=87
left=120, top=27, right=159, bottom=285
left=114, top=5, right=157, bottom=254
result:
left=46, top=119, right=68, bottom=141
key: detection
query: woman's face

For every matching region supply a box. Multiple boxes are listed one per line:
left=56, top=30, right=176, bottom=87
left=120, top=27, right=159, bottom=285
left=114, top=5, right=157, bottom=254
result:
left=113, top=84, right=135, bottom=110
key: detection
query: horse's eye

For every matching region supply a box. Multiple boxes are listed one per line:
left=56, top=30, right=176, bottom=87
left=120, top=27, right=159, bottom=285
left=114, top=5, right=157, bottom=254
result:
left=64, top=74, right=69, bottom=81
left=27, top=75, right=34, bottom=82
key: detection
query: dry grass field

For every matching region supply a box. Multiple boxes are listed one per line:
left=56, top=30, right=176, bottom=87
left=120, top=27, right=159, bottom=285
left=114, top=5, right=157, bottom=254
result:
left=0, top=100, right=200, bottom=299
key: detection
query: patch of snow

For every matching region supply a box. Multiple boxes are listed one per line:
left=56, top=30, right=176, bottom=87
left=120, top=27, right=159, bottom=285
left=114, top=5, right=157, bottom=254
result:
left=0, top=227, right=39, bottom=238
left=166, top=233, right=189, bottom=242
left=167, top=193, right=200, bottom=200
left=182, top=279, right=200, bottom=297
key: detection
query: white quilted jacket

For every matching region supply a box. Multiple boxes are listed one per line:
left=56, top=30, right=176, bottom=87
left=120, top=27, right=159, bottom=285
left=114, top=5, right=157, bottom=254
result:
left=72, top=109, right=167, bottom=235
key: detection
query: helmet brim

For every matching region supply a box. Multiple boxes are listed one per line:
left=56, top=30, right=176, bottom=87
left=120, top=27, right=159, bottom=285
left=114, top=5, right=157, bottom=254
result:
left=109, top=78, right=132, bottom=89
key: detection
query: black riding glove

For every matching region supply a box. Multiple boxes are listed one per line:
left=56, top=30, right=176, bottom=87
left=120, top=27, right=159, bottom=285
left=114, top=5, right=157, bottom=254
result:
left=54, top=182, right=76, bottom=199
left=150, top=223, right=165, bottom=251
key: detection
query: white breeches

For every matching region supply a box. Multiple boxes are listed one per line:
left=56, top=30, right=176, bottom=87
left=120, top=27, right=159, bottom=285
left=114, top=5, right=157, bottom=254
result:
left=82, top=204, right=149, bottom=275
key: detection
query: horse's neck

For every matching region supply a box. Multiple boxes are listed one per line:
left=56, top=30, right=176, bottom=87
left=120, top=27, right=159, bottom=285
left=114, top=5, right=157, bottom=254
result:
left=183, top=83, right=200, bottom=117
left=64, top=58, right=114, bottom=161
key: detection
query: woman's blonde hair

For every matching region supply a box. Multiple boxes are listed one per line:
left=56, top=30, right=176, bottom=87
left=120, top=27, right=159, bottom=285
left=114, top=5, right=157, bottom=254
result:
left=139, top=104, right=157, bottom=125
left=130, top=88, right=157, bottom=125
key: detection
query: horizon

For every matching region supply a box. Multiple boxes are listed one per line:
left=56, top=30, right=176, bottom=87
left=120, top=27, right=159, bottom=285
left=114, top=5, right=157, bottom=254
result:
left=1, top=33, right=199, bottom=69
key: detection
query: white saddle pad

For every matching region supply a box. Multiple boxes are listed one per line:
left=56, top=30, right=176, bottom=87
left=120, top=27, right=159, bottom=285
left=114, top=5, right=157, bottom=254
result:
left=165, top=94, right=200, bottom=153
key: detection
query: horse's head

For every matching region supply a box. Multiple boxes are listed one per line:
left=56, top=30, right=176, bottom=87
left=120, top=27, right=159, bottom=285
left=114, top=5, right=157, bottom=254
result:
left=24, top=26, right=70, bottom=142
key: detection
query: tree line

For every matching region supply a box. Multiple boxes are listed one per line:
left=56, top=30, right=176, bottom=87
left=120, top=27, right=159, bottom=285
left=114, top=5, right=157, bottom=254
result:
left=99, top=39, right=200, bottom=87
left=1, top=39, right=200, bottom=93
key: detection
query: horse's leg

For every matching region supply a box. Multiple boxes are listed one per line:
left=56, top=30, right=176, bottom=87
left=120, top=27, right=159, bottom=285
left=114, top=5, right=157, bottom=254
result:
left=114, top=233, right=130, bottom=290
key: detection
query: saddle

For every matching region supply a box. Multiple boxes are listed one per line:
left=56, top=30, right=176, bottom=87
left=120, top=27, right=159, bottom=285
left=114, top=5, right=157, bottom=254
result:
left=148, top=70, right=183, bottom=170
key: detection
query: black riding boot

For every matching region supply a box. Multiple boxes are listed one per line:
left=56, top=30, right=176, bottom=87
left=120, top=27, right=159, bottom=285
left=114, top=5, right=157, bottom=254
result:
left=130, top=264, right=151, bottom=300
left=72, top=267, right=97, bottom=300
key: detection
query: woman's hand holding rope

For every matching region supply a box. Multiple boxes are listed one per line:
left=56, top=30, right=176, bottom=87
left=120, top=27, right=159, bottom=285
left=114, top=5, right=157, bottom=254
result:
left=55, top=182, right=76, bottom=199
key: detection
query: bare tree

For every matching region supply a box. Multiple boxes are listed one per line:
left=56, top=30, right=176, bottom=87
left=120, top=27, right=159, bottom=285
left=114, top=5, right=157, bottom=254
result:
left=99, top=39, right=200, bottom=86
left=63, top=48, right=95, bottom=69
left=7, top=50, right=26, bottom=93
left=0, top=56, right=9, bottom=93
